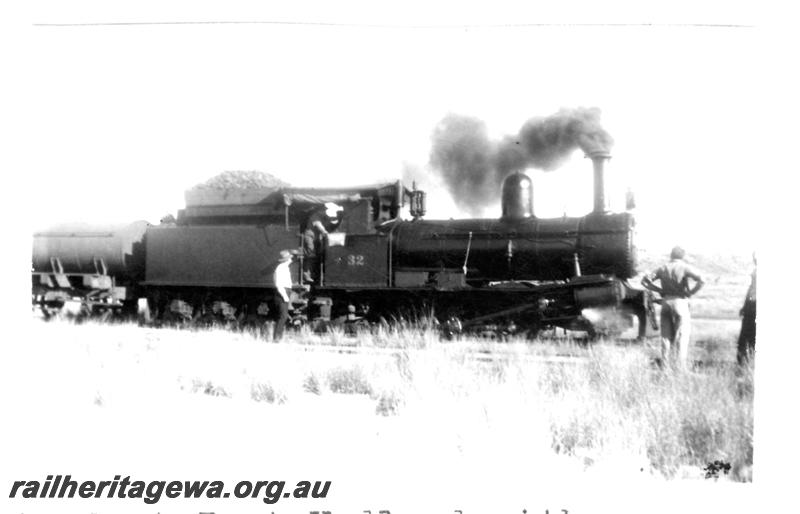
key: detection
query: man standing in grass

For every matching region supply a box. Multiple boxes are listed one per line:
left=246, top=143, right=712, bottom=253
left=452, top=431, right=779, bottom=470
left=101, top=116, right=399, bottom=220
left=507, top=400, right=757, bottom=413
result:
left=737, top=252, right=757, bottom=366
left=272, top=249, right=295, bottom=341
left=642, top=246, right=706, bottom=369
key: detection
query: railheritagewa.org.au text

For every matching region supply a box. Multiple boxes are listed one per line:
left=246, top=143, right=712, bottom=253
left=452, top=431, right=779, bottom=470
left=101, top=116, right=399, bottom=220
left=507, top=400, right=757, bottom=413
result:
left=9, top=474, right=330, bottom=505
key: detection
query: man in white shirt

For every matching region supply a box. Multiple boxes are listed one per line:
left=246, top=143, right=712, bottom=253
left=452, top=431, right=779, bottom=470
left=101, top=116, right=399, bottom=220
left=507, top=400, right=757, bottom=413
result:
left=272, top=250, right=294, bottom=341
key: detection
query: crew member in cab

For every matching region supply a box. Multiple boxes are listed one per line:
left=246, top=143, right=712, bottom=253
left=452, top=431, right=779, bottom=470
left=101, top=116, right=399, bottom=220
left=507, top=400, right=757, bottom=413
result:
left=300, top=204, right=342, bottom=284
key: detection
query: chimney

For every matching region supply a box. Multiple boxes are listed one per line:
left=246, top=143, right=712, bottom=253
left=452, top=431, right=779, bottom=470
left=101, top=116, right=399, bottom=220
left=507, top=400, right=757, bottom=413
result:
left=587, top=151, right=611, bottom=214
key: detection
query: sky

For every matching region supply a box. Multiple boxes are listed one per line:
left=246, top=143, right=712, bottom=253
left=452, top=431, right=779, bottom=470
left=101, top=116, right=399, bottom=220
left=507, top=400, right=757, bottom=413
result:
left=11, top=2, right=772, bottom=255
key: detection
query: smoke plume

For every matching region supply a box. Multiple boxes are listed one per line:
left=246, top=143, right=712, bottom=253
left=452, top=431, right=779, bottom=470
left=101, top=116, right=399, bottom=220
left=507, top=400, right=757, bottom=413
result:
left=428, top=114, right=495, bottom=215
left=429, top=107, right=613, bottom=214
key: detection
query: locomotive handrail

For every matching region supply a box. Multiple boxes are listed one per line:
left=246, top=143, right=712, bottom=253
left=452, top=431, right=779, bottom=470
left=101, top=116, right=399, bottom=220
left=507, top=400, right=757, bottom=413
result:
left=34, top=232, right=116, bottom=238
left=387, top=221, right=400, bottom=287
left=462, top=231, right=473, bottom=276
left=422, top=230, right=627, bottom=240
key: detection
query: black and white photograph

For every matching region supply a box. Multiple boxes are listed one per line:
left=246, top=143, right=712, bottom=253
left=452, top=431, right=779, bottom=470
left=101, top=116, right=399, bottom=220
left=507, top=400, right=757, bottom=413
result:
left=3, top=2, right=795, bottom=513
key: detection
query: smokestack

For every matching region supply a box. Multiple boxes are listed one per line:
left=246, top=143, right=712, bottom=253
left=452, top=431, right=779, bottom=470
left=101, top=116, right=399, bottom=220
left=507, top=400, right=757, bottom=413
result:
left=587, top=151, right=611, bottom=214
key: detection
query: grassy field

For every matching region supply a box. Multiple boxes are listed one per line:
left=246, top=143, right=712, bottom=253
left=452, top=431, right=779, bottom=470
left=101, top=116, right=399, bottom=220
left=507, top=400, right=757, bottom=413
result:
left=14, top=316, right=753, bottom=487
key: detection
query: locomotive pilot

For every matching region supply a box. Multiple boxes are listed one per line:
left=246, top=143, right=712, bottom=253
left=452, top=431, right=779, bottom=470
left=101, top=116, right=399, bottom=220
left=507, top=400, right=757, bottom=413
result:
left=272, top=249, right=295, bottom=341
left=642, top=246, right=705, bottom=369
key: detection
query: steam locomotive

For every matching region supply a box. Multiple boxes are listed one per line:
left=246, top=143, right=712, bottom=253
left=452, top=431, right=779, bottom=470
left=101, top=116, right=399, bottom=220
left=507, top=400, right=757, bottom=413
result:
left=31, top=152, right=649, bottom=338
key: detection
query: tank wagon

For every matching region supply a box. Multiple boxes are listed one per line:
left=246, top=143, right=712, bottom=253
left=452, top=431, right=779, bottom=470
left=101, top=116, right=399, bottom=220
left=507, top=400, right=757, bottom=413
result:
left=32, top=221, right=148, bottom=317
left=31, top=153, right=649, bottom=338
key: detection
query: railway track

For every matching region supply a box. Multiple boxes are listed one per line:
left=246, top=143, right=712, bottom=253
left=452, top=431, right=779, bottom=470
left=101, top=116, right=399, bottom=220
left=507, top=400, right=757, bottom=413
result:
left=32, top=312, right=739, bottom=368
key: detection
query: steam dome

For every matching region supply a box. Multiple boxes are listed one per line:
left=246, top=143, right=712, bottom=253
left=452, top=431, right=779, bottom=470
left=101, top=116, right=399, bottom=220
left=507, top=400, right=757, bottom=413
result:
left=501, top=172, right=534, bottom=220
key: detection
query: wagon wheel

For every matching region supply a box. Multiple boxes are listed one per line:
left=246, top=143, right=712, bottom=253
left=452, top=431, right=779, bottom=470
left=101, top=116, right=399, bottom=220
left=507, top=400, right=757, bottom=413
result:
left=39, top=301, right=60, bottom=320
left=162, top=306, right=192, bottom=327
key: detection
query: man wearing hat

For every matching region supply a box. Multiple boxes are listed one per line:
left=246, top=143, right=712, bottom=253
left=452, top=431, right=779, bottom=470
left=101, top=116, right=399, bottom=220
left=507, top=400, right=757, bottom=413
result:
left=642, top=246, right=706, bottom=369
left=300, top=207, right=330, bottom=284
left=272, top=249, right=294, bottom=341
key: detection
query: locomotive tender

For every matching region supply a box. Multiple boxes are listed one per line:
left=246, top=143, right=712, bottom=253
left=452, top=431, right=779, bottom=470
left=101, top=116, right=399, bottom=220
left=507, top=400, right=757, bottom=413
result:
left=32, top=152, right=648, bottom=338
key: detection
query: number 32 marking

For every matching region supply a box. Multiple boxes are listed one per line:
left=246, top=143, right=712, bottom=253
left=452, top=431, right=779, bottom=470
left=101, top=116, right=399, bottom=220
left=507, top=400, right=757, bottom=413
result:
left=347, top=254, right=365, bottom=266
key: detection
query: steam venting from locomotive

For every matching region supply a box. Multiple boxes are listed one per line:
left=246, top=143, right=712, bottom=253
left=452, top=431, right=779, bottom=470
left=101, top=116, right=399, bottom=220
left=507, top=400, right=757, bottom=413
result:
left=429, top=107, right=614, bottom=216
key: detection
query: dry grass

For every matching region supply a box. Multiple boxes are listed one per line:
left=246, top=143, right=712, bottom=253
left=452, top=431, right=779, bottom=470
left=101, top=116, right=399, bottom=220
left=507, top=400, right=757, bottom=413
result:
left=15, top=316, right=754, bottom=483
